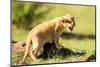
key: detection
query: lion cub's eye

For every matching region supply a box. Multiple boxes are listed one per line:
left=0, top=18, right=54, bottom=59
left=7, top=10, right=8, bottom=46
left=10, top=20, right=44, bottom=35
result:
left=68, top=21, right=71, bottom=23
left=65, top=20, right=71, bottom=23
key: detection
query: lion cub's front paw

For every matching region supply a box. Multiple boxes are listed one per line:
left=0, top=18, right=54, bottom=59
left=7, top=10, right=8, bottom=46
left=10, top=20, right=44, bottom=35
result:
left=56, top=45, right=63, bottom=49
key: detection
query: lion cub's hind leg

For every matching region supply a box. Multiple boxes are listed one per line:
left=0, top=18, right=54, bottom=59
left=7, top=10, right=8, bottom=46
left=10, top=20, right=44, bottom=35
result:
left=37, top=48, right=44, bottom=56
left=30, top=48, right=36, bottom=61
left=30, top=39, right=44, bottom=61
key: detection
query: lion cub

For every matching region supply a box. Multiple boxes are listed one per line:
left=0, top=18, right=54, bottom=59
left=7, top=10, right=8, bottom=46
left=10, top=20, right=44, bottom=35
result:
left=20, top=14, right=75, bottom=64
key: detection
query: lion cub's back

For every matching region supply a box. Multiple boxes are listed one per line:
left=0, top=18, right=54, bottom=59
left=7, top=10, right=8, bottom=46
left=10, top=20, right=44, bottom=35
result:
left=30, top=21, right=55, bottom=37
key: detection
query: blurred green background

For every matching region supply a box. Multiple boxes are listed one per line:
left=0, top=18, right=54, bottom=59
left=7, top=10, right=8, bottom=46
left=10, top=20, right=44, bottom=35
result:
left=12, top=1, right=95, bottom=41
left=12, top=0, right=96, bottom=64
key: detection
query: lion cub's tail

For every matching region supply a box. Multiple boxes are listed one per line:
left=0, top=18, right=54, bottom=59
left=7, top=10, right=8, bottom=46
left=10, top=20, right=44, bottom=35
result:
left=19, top=36, right=32, bottom=64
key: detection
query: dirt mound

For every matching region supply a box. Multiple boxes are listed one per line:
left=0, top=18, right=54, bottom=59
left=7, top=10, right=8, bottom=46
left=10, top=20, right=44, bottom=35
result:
left=12, top=41, right=26, bottom=53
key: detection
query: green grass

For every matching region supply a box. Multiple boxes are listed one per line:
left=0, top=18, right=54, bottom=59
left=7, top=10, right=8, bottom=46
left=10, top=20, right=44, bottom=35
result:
left=12, top=37, right=95, bottom=65
left=60, top=38, right=95, bottom=58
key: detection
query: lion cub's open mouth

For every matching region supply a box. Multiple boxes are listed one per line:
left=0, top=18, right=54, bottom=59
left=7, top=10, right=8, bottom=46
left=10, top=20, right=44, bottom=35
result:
left=69, top=27, right=73, bottom=31
left=67, top=27, right=73, bottom=32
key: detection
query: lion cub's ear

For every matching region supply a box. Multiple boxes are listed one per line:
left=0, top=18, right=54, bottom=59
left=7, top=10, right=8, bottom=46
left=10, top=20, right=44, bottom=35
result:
left=71, top=16, right=76, bottom=22
left=71, top=16, right=76, bottom=20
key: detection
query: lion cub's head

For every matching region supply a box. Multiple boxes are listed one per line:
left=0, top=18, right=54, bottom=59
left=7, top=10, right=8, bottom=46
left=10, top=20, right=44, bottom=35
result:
left=61, top=14, right=76, bottom=32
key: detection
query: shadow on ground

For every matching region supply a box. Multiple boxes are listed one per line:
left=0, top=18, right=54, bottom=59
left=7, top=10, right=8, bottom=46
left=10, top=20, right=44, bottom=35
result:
left=61, top=32, right=96, bottom=40
left=86, top=51, right=96, bottom=62
left=38, top=41, right=86, bottom=59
